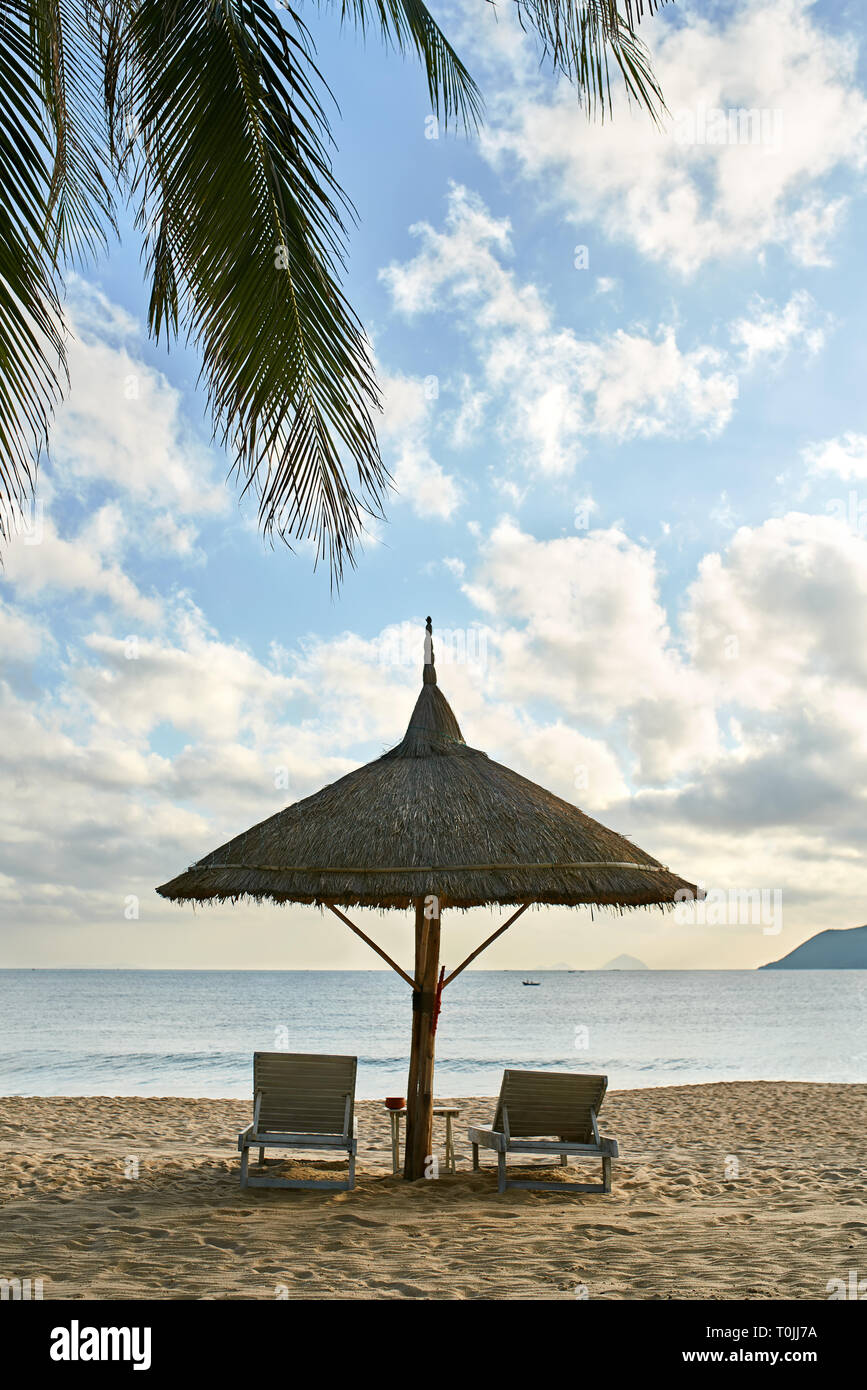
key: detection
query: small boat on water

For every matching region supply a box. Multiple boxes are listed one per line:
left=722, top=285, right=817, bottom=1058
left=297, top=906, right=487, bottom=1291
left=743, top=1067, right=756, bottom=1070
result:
left=522, top=979, right=541, bottom=986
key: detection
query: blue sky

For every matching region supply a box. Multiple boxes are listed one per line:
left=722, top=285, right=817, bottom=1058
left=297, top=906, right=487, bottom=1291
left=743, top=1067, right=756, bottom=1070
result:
left=3, top=0, right=867, bottom=970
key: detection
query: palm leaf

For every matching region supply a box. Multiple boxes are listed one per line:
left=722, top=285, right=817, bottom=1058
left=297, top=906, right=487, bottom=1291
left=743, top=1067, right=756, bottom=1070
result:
left=0, top=0, right=672, bottom=574
left=514, top=0, right=673, bottom=123
left=326, top=0, right=483, bottom=130
left=0, top=0, right=66, bottom=544
left=109, top=0, right=389, bottom=579
left=31, top=0, right=118, bottom=263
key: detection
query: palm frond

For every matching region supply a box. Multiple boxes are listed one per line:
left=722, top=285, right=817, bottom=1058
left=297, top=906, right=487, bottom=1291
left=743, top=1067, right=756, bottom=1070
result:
left=0, top=0, right=66, bottom=544
left=111, top=0, right=388, bottom=581
left=514, top=0, right=673, bottom=123
left=327, top=0, right=483, bottom=130
left=0, top=0, right=672, bottom=574
left=30, top=0, right=118, bottom=263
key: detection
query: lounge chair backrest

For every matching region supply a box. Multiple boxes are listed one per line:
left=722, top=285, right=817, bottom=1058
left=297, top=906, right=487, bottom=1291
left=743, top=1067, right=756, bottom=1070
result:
left=253, top=1052, right=357, bottom=1136
left=493, top=1069, right=608, bottom=1142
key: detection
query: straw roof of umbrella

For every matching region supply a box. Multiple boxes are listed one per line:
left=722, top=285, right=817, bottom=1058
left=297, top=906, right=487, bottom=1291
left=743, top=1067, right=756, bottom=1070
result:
left=157, top=622, right=694, bottom=914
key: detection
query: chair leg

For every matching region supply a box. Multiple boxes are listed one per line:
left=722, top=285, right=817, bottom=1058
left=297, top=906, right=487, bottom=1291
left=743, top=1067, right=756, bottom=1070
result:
left=560, top=1152, right=568, bottom=1167
left=348, top=1150, right=356, bottom=1191
left=497, top=1150, right=507, bottom=1194
left=240, top=1147, right=249, bottom=1189
left=258, top=1147, right=265, bottom=1165
left=602, top=1156, right=612, bottom=1194
left=472, top=1142, right=480, bottom=1171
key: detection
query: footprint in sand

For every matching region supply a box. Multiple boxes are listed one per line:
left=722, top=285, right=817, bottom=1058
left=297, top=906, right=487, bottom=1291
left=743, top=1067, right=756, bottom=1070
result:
left=367, top=1279, right=427, bottom=1297
left=583, top=1225, right=632, bottom=1240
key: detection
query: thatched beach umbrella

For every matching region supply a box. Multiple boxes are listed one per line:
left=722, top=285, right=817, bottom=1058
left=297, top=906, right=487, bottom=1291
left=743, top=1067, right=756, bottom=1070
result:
left=157, top=619, right=696, bottom=1179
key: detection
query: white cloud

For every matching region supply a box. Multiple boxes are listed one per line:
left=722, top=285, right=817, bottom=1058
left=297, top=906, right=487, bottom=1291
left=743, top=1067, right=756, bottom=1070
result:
left=381, top=185, right=743, bottom=475
left=0, top=598, right=636, bottom=943
left=3, top=505, right=162, bottom=624
left=577, top=327, right=737, bottom=442
left=75, top=607, right=300, bottom=743
left=729, top=290, right=828, bottom=366
left=6, top=506, right=867, bottom=956
left=458, top=508, right=867, bottom=885
left=53, top=279, right=228, bottom=525
left=378, top=370, right=463, bottom=520
left=2, top=280, right=232, bottom=632
left=463, top=518, right=719, bottom=782
left=683, top=511, right=867, bottom=706
left=803, top=431, right=867, bottom=480
left=470, top=0, right=867, bottom=274
left=449, top=374, right=488, bottom=448
left=0, top=600, right=46, bottom=662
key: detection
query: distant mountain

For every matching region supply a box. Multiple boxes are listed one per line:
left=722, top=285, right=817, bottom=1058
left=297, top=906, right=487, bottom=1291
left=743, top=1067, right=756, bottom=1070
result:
left=600, top=954, right=649, bottom=970
left=760, top=924, right=867, bottom=969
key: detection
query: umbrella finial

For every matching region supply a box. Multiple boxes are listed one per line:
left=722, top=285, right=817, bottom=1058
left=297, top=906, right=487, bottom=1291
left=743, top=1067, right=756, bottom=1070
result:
left=423, top=616, right=436, bottom=684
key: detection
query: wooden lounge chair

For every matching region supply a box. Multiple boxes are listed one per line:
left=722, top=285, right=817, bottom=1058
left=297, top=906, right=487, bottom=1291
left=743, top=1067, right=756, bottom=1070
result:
left=468, top=1069, right=618, bottom=1194
left=238, top=1052, right=358, bottom=1190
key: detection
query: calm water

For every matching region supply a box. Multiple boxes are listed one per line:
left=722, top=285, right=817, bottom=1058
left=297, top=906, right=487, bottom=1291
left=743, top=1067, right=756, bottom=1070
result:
left=0, top=969, right=864, bottom=1098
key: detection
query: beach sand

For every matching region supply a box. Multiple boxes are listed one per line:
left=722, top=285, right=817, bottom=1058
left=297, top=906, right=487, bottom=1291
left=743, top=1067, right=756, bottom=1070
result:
left=0, top=1082, right=864, bottom=1300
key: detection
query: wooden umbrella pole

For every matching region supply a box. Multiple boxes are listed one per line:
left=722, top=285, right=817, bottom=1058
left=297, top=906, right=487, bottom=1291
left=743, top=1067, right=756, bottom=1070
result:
left=404, top=897, right=441, bottom=1180
left=403, top=900, right=425, bottom=1172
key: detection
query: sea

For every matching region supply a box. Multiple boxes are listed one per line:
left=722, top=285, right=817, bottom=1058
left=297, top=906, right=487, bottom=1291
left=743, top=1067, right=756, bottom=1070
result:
left=1, top=969, right=865, bottom=1098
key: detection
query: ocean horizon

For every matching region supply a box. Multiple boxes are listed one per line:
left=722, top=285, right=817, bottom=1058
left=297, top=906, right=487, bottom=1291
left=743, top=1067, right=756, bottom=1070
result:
left=2, top=967, right=864, bottom=1099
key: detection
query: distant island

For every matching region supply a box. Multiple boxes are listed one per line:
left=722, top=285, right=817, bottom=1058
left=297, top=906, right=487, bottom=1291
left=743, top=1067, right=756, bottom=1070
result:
left=760, top=924, right=867, bottom=969
left=600, top=954, right=649, bottom=970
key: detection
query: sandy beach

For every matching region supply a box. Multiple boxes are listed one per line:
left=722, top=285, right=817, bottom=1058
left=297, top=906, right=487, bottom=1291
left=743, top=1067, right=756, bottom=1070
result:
left=0, top=1081, right=863, bottom=1300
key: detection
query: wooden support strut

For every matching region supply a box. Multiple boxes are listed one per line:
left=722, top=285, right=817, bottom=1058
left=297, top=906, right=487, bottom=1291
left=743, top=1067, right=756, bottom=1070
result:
left=442, top=903, right=530, bottom=987
left=325, top=904, right=416, bottom=989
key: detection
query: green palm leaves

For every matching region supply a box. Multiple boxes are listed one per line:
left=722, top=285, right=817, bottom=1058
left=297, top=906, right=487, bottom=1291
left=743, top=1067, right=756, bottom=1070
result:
left=0, top=0, right=669, bottom=575
left=119, top=0, right=391, bottom=578
left=517, top=1, right=670, bottom=121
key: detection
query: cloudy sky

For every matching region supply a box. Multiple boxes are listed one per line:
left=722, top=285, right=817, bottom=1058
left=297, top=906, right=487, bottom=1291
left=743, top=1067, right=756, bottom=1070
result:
left=3, top=0, right=867, bottom=972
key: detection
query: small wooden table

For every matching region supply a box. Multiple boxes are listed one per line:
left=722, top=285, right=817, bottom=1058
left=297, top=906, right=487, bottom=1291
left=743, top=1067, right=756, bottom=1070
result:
left=385, top=1104, right=461, bottom=1175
